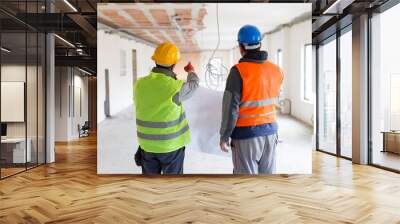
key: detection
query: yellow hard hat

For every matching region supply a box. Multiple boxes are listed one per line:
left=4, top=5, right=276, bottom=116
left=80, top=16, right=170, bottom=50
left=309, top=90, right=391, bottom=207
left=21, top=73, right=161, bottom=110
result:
left=151, top=42, right=180, bottom=66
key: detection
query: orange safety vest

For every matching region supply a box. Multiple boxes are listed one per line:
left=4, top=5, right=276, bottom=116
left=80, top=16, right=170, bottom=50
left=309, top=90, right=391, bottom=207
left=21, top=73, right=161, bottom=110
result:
left=235, top=61, right=284, bottom=127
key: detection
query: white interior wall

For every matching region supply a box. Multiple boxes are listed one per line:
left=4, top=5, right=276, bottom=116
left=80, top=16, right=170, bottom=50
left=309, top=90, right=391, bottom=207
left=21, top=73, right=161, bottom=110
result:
left=263, top=27, right=288, bottom=98
left=55, top=67, right=69, bottom=141
left=230, top=46, right=241, bottom=65
left=264, top=20, right=313, bottom=125
left=54, top=67, right=89, bottom=141
left=97, top=30, right=155, bottom=123
left=72, top=74, right=89, bottom=138
left=288, top=20, right=313, bottom=125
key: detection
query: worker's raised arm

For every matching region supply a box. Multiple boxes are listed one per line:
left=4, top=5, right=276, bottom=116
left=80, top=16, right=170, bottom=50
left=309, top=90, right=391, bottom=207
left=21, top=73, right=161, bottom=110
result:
left=219, top=66, right=242, bottom=142
left=175, top=62, right=200, bottom=102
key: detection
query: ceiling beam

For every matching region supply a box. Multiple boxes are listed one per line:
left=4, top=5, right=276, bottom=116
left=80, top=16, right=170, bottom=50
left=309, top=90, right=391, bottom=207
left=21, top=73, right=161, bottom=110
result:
left=55, top=55, right=96, bottom=73
left=67, top=13, right=97, bottom=38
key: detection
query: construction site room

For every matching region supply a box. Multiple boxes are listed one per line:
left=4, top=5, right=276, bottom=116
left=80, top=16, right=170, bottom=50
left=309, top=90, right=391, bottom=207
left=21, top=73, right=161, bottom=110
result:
left=96, top=3, right=313, bottom=174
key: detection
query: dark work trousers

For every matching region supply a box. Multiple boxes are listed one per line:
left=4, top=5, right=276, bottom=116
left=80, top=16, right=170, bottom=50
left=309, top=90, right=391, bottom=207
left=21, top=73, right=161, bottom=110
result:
left=140, top=146, right=185, bottom=175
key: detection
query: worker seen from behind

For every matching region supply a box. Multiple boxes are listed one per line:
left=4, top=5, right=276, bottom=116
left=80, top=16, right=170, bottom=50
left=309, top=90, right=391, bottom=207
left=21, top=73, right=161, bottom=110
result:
left=219, top=25, right=284, bottom=174
left=134, top=42, right=199, bottom=175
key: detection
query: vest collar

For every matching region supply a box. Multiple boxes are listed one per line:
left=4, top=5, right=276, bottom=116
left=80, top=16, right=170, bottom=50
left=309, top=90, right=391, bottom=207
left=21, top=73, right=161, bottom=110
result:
left=239, top=50, right=268, bottom=64
left=152, top=67, right=177, bottom=80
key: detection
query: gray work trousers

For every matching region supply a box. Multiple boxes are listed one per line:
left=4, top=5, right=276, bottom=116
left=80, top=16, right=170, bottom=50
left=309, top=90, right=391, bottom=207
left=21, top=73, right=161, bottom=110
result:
left=231, top=134, right=278, bottom=174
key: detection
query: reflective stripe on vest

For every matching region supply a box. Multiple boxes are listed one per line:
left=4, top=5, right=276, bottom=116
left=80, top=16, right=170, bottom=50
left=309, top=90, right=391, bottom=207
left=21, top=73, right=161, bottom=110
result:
left=136, top=112, right=186, bottom=128
left=240, top=97, right=279, bottom=107
left=137, top=124, right=189, bottom=140
left=238, top=110, right=276, bottom=118
left=235, top=61, right=283, bottom=127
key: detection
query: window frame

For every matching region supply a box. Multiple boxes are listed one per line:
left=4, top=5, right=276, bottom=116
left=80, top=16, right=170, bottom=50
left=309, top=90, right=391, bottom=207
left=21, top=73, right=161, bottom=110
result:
left=302, top=44, right=313, bottom=103
left=276, top=49, right=282, bottom=68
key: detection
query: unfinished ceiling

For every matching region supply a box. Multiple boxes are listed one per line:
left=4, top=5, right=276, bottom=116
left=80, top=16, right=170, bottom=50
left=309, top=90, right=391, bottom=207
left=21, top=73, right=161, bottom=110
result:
left=199, top=3, right=311, bottom=50
left=98, top=3, right=311, bottom=52
left=98, top=3, right=206, bottom=52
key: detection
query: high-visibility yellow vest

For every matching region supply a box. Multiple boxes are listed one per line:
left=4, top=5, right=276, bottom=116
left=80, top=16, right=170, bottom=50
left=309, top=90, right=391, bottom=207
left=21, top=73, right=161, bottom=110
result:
left=134, top=71, right=190, bottom=153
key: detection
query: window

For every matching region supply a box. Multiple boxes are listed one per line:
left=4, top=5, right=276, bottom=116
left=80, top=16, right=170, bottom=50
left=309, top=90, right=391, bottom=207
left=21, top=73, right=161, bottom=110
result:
left=371, top=2, right=400, bottom=171
left=339, top=29, right=352, bottom=158
left=276, top=49, right=283, bottom=68
left=317, top=37, right=337, bottom=155
left=303, top=44, right=313, bottom=102
left=390, top=74, right=400, bottom=130
left=316, top=28, right=353, bottom=159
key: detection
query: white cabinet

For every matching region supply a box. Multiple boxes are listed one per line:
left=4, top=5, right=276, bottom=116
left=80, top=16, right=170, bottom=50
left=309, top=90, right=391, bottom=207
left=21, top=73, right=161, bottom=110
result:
left=1, top=138, right=32, bottom=163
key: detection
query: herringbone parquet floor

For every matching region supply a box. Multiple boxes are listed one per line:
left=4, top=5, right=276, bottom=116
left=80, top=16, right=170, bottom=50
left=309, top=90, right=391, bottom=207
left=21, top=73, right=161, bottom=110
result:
left=1, top=135, right=400, bottom=224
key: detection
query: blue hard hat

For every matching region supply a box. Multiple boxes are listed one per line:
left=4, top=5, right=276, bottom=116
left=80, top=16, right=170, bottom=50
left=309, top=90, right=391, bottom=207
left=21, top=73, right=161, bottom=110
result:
left=237, top=25, right=261, bottom=44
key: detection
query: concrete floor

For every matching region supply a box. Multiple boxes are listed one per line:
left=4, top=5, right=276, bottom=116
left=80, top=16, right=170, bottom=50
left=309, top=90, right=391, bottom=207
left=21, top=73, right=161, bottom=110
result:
left=98, top=87, right=313, bottom=174
left=98, top=113, right=312, bottom=174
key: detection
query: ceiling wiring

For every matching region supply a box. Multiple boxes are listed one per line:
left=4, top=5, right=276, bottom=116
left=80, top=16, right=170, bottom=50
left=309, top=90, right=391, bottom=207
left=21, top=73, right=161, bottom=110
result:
left=204, top=3, right=228, bottom=90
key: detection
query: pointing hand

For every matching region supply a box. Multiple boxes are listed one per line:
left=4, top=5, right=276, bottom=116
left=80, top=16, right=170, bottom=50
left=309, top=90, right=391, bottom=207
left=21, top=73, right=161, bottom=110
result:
left=184, top=62, right=195, bottom=73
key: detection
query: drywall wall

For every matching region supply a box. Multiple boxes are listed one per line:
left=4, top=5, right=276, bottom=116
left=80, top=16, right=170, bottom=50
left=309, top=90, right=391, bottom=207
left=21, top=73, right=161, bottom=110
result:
left=264, top=20, right=314, bottom=125
left=97, top=30, right=155, bottom=123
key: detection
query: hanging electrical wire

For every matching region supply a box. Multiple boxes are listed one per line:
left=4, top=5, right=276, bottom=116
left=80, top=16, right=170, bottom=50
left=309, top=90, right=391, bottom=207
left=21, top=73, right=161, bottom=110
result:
left=204, top=2, right=228, bottom=90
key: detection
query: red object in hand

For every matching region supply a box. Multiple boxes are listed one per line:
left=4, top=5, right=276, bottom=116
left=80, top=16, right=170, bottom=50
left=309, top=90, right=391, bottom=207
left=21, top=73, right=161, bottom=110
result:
left=184, top=62, right=194, bottom=72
